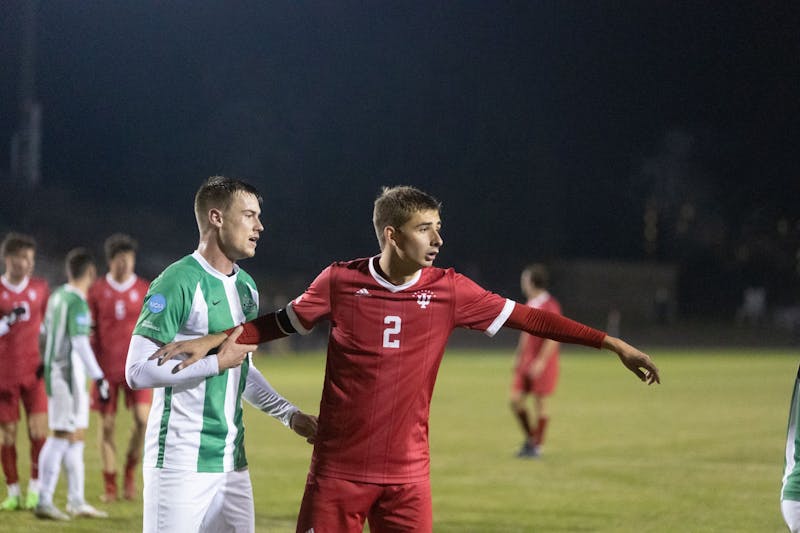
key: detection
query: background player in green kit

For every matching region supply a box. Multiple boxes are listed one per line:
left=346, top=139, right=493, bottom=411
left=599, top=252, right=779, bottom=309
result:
left=125, top=176, right=317, bottom=533
left=35, top=248, right=110, bottom=521
left=782, top=366, right=800, bottom=532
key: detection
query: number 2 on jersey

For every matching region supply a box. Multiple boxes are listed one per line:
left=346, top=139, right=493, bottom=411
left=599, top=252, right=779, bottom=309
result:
left=383, top=315, right=401, bottom=348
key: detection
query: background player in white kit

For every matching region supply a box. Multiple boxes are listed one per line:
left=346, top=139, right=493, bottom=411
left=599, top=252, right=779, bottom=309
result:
left=125, top=176, right=317, bottom=533
left=35, top=248, right=110, bottom=520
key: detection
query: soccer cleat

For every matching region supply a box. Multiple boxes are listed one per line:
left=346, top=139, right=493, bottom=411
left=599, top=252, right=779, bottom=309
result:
left=34, top=502, right=71, bottom=520
left=516, top=442, right=540, bottom=459
left=0, top=494, right=20, bottom=511
left=66, top=501, right=108, bottom=518
left=24, top=490, right=39, bottom=509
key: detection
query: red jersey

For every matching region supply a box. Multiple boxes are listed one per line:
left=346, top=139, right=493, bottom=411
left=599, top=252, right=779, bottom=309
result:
left=516, top=292, right=561, bottom=372
left=0, top=275, right=49, bottom=388
left=287, top=257, right=514, bottom=484
left=88, top=273, right=149, bottom=383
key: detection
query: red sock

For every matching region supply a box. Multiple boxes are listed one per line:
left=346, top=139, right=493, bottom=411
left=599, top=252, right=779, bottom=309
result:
left=29, top=438, right=45, bottom=481
left=533, top=416, right=550, bottom=446
left=124, top=452, right=138, bottom=475
left=1, top=445, right=18, bottom=485
left=104, top=471, right=117, bottom=495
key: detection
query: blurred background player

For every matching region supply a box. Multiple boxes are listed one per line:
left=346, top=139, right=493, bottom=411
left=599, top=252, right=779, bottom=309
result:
left=88, top=233, right=150, bottom=502
left=510, top=263, right=561, bottom=458
left=0, top=233, right=49, bottom=510
left=35, top=248, right=109, bottom=520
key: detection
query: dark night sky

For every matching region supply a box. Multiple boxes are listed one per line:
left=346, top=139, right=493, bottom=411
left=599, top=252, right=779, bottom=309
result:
left=1, top=1, right=799, bottom=290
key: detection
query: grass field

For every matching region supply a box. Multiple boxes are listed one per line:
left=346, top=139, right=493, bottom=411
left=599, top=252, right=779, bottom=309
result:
left=1, top=347, right=794, bottom=532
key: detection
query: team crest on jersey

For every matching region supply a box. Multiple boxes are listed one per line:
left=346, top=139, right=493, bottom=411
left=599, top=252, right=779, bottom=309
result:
left=28, top=289, right=37, bottom=301
left=241, top=293, right=257, bottom=313
left=130, top=290, right=139, bottom=302
left=414, top=290, right=435, bottom=309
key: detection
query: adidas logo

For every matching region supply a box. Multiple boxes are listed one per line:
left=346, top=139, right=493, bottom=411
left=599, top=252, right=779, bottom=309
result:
left=355, top=288, right=370, bottom=296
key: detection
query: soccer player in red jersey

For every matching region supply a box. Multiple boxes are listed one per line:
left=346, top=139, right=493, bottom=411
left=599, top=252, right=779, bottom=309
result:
left=87, top=234, right=151, bottom=502
left=0, top=233, right=49, bottom=511
left=156, top=186, right=660, bottom=532
left=510, top=263, right=562, bottom=458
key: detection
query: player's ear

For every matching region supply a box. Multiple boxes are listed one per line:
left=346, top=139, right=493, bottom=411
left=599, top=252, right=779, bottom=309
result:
left=208, top=208, right=223, bottom=228
left=383, top=226, right=397, bottom=248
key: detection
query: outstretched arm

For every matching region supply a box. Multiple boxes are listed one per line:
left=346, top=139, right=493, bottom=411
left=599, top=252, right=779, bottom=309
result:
left=504, top=302, right=660, bottom=385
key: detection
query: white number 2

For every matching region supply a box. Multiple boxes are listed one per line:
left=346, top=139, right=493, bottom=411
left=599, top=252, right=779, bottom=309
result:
left=383, top=315, right=401, bottom=348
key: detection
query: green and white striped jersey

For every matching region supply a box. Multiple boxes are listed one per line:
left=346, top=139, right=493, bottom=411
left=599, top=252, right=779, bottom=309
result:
left=133, top=252, right=261, bottom=473
left=42, top=285, right=92, bottom=395
left=783, top=365, right=800, bottom=501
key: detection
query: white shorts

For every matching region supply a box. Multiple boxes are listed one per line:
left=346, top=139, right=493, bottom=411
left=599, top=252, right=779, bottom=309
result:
left=783, top=499, right=800, bottom=533
left=143, top=466, right=254, bottom=533
left=47, top=375, right=89, bottom=432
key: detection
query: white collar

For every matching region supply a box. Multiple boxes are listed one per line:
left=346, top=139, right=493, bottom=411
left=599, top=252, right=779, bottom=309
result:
left=106, top=272, right=137, bottom=292
left=368, top=256, right=422, bottom=293
left=528, top=291, right=551, bottom=309
left=192, top=251, right=239, bottom=281
left=1, top=275, right=30, bottom=294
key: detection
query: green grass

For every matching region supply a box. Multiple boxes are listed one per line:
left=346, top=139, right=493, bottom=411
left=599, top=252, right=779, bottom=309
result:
left=1, top=348, right=794, bottom=532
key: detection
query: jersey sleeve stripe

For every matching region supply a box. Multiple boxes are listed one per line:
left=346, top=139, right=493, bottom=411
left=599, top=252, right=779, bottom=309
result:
left=285, top=302, right=312, bottom=335
left=484, top=298, right=515, bottom=337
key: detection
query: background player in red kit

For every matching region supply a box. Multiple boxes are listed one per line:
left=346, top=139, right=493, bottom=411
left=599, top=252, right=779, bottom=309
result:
left=510, top=263, right=561, bottom=458
left=0, top=233, right=49, bottom=511
left=156, top=186, right=660, bottom=532
left=87, top=234, right=151, bottom=502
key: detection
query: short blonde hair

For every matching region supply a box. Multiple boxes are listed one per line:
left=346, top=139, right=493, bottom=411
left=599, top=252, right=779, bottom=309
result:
left=372, top=186, right=441, bottom=247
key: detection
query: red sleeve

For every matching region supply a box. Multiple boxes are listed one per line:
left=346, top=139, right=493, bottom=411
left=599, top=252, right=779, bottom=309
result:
left=285, top=265, right=333, bottom=334
left=505, top=302, right=606, bottom=349
left=233, top=311, right=287, bottom=344
left=231, top=266, right=333, bottom=343
left=453, top=273, right=514, bottom=336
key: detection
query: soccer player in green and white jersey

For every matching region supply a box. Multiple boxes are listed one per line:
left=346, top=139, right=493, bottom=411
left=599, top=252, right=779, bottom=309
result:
left=782, top=366, right=800, bottom=532
left=35, top=248, right=110, bottom=521
left=125, top=176, right=317, bottom=533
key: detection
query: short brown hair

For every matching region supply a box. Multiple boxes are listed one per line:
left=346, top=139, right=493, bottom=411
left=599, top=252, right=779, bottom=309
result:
left=523, top=263, right=549, bottom=289
left=194, top=176, right=262, bottom=230
left=104, top=233, right=138, bottom=262
left=1, top=232, right=36, bottom=258
left=372, top=186, right=442, bottom=247
left=65, top=248, right=95, bottom=280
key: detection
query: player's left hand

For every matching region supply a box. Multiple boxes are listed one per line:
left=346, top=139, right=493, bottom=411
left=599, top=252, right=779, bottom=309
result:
left=290, top=411, right=319, bottom=444
left=96, top=378, right=111, bottom=403
left=602, top=336, right=660, bottom=385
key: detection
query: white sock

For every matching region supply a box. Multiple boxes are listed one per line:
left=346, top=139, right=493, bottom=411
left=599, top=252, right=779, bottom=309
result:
left=64, top=441, right=85, bottom=507
left=27, top=478, right=39, bottom=494
left=38, top=437, right=70, bottom=506
left=6, top=483, right=20, bottom=497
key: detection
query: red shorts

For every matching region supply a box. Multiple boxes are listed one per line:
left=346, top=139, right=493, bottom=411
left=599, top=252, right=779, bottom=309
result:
left=0, top=375, right=47, bottom=423
left=511, top=360, right=559, bottom=397
left=296, top=472, right=432, bottom=533
left=90, top=379, right=152, bottom=415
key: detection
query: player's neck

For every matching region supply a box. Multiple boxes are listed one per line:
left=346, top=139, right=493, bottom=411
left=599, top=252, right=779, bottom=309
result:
left=377, top=253, right=420, bottom=286
left=110, top=272, right=133, bottom=284
left=68, top=278, right=91, bottom=296
left=196, top=239, right=236, bottom=276
left=2, top=272, right=26, bottom=286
